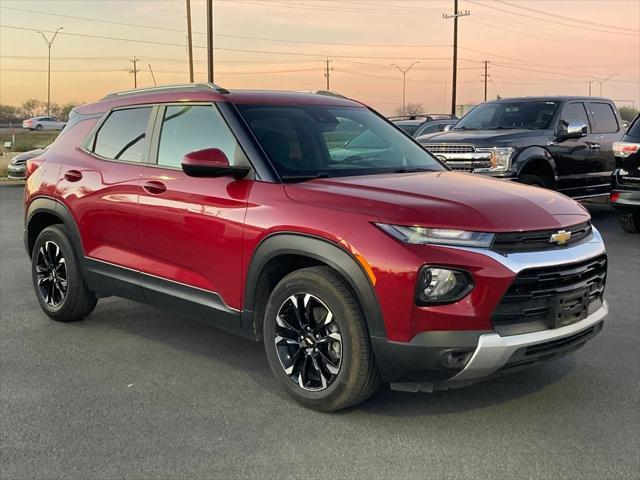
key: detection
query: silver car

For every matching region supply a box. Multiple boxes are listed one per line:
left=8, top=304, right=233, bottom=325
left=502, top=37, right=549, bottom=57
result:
left=22, top=116, right=65, bottom=131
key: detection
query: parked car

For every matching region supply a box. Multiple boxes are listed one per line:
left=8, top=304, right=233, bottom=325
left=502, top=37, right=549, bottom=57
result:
left=414, top=118, right=458, bottom=138
left=22, top=116, right=66, bottom=131
left=419, top=97, right=624, bottom=199
left=611, top=114, right=640, bottom=232
left=391, top=115, right=457, bottom=137
left=24, top=85, right=607, bottom=411
left=7, top=148, right=45, bottom=180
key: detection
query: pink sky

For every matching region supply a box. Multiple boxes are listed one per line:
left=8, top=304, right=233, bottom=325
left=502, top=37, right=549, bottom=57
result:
left=1, top=0, right=639, bottom=115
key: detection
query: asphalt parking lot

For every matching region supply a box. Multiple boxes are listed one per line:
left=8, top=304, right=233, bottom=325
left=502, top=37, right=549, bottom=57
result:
left=1, top=183, right=638, bottom=480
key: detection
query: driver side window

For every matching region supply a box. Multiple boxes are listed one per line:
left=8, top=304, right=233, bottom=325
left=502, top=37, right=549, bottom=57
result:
left=560, top=103, right=590, bottom=132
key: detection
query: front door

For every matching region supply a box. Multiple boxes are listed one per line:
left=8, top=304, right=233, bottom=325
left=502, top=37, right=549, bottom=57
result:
left=137, top=103, right=253, bottom=330
left=550, top=101, right=599, bottom=197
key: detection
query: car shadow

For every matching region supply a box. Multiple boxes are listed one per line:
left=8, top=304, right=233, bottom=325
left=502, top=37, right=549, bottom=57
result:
left=85, top=297, right=577, bottom=416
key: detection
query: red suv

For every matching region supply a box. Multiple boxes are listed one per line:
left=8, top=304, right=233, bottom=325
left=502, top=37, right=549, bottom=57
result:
left=24, top=84, right=608, bottom=411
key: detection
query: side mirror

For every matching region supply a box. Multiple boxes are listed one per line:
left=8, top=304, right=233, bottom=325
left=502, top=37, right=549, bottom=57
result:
left=557, top=121, right=588, bottom=141
left=181, top=148, right=250, bottom=179
left=444, top=124, right=454, bottom=132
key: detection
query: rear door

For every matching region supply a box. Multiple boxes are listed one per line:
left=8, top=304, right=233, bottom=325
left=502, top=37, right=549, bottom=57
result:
left=137, top=103, right=252, bottom=325
left=60, top=106, right=155, bottom=299
left=586, top=101, right=621, bottom=193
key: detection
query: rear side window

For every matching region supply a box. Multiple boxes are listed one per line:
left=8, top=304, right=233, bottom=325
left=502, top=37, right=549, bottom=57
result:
left=559, top=102, right=590, bottom=131
left=93, top=107, right=152, bottom=162
left=156, top=104, right=245, bottom=168
left=588, top=102, right=619, bottom=134
left=627, top=115, right=640, bottom=138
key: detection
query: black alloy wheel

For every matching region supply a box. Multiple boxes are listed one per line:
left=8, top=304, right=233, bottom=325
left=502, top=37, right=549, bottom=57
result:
left=35, top=240, right=68, bottom=308
left=274, top=293, right=342, bottom=391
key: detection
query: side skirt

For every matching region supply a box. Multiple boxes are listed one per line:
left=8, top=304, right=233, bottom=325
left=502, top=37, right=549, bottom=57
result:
left=84, top=258, right=244, bottom=336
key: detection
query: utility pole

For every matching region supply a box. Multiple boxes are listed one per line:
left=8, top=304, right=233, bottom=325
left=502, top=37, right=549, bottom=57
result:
left=443, top=0, right=470, bottom=117
left=127, top=57, right=140, bottom=88
left=186, top=0, right=194, bottom=83
left=588, top=80, right=593, bottom=96
left=391, top=61, right=420, bottom=116
left=148, top=64, right=157, bottom=86
left=324, top=58, right=333, bottom=90
left=37, top=27, right=63, bottom=117
left=206, top=0, right=214, bottom=83
left=482, top=60, right=490, bottom=102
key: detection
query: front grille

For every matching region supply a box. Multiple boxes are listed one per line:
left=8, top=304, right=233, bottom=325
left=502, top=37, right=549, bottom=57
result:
left=492, top=254, right=607, bottom=336
left=422, top=144, right=475, bottom=154
left=491, top=222, right=593, bottom=254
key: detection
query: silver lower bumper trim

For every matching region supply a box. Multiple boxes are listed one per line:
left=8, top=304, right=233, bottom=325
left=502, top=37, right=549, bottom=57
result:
left=450, top=300, right=608, bottom=383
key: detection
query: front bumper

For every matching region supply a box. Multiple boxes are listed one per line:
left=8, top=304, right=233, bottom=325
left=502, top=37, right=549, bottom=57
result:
left=7, top=163, right=26, bottom=179
left=373, top=226, right=608, bottom=390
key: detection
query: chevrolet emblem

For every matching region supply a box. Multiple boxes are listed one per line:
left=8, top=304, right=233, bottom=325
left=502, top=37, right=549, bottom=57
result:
left=550, top=230, right=572, bottom=245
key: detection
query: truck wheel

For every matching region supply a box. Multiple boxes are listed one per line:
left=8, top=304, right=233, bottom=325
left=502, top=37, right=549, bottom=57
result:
left=263, top=266, right=380, bottom=411
left=31, top=225, right=97, bottom=322
left=619, top=211, right=640, bottom=233
left=519, top=174, right=549, bottom=188
left=35, top=124, right=43, bottom=131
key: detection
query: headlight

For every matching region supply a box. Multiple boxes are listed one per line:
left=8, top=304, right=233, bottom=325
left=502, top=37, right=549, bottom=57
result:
left=416, top=266, right=473, bottom=305
left=376, top=224, right=495, bottom=248
left=475, top=147, right=515, bottom=172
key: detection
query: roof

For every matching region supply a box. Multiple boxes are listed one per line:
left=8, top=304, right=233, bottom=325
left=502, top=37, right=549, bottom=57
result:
left=490, top=96, right=612, bottom=103
left=75, top=83, right=363, bottom=115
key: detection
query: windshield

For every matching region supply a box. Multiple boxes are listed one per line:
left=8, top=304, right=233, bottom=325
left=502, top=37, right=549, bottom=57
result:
left=236, top=105, right=445, bottom=180
left=455, top=101, right=559, bottom=131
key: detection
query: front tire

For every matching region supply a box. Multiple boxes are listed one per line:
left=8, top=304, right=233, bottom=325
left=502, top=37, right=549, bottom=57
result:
left=619, top=210, right=640, bottom=233
left=31, top=225, right=97, bottom=322
left=519, top=173, right=550, bottom=189
left=263, top=266, right=380, bottom=411
left=35, top=124, right=43, bottom=131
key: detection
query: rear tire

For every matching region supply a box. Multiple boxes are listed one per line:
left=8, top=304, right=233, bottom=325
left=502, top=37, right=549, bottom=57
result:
left=263, top=266, right=380, bottom=412
left=519, top=174, right=549, bottom=189
left=619, top=211, right=640, bottom=233
left=31, top=225, right=97, bottom=322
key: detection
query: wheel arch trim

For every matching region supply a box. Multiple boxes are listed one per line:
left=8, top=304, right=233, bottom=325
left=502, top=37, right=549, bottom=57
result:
left=25, top=196, right=84, bottom=260
left=243, top=232, right=387, bottom=340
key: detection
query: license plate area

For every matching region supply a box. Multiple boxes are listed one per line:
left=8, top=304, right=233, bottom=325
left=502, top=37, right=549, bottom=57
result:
left=549, top=287, right=591, bottom=328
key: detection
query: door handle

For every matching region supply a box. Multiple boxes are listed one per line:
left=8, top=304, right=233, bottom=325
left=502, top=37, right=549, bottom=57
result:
left=590, top=143, right=601, bottom=150
left=143, top=180, right=167, bottom=195
left=63, top=170, right=83, bottom=182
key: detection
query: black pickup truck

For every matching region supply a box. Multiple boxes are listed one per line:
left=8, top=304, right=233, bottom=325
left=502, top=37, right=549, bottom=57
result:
left=419, top=96, right=624, bottom=199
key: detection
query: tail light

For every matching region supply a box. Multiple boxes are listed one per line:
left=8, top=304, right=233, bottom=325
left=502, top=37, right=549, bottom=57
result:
left=613, top=142, right=640, bottom=158
left=610, top=191, right=620, bottom=202
left=25, top=159, right=42, bottom=179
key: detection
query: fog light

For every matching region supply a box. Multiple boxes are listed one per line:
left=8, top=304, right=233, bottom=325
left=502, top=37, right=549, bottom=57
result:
left=416, top=267, right=473, bottom=305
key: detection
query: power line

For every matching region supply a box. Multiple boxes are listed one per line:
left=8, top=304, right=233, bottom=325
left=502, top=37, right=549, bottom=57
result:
left=494, top=0, right=639, bottom=33
left=466, top=0, right=639, bottom=38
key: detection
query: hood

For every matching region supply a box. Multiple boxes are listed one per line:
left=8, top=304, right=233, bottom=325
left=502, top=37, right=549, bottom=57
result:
left=418, top=128, right=547, bottom=146
left=11, top=149, right=45, bottom=165
left=284, top=172, right=589, bottom=232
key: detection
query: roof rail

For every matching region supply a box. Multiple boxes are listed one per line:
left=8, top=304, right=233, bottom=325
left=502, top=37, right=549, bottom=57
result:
left=314, top=90, right=349, bottom=99
left=101, top=83, right=229, bottom=100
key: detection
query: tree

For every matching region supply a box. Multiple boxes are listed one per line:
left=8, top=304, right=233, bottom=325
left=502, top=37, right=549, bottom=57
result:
left=0, top=104, right=22, bottom=124
left=20, top=99, right=45, bottom=118
left=394, top=103, right=425, bottom=117
left=619, top=106, right=639, bottom=122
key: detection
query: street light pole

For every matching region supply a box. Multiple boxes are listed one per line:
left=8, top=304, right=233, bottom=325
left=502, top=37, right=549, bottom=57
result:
left=391, top=61, right=420, bottom=116
left=38, top=27, right=63, bottom=117
left=596, top=74, right=617, bottom=97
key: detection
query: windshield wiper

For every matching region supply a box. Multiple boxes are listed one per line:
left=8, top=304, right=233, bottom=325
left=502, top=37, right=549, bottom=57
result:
left=281, top=172, right=331, bottom=183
